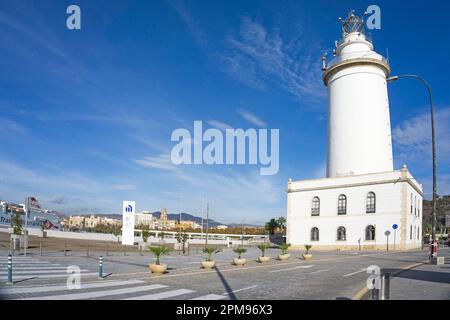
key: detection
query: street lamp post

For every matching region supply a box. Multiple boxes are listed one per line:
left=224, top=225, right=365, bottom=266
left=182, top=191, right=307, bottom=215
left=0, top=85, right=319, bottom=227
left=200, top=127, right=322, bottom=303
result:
left=387, top=74, right=437, bottom=250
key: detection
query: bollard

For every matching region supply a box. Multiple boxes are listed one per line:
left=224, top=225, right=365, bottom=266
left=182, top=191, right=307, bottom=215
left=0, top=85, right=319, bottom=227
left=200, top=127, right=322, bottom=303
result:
left=7, top=254, right=13, bottom=285
left=380, top=273, right=391, bottom=300
left=98, top=256, right=103, bottom=279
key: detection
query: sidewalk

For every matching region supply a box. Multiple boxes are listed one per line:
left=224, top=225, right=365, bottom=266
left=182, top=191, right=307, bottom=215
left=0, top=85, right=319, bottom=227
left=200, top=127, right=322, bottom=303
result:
left=377, top=248, right=450, bottom=300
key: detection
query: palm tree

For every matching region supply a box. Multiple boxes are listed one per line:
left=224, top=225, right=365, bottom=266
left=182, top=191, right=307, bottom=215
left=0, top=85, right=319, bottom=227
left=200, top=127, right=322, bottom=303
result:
left=304, top=244, right=312, bottom=255
left=12, top=212, right=22, bottom=235
left=141, top=226, right=150, bottom=243
left=257, top=243, right=270, bottom=257
left=233, top=247, right=247, bottom=259
left=202, top=247, right=220, bottom=261
left=277, top=217, right=286, bottom=234
left=279, top=243, right=291, bottom=255
left=149, top=246, right=170, bottom=265
left=265, top=219, right=279, bottom=235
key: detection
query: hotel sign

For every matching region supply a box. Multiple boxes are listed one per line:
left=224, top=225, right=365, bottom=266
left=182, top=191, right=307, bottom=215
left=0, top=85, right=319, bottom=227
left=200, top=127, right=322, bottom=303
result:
left=122, top=201, right=135, bottom=245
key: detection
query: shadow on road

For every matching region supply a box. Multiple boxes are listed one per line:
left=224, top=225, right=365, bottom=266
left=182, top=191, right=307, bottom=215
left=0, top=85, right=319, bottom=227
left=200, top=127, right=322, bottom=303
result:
left=214, top=266, right=237, bottom=300
left=381, top=268, right=450, bottom=284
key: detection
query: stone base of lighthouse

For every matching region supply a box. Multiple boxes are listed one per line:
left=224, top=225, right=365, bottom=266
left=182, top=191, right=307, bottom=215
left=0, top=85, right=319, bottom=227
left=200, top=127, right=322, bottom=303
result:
left=286, top=166, right=423, bottom=251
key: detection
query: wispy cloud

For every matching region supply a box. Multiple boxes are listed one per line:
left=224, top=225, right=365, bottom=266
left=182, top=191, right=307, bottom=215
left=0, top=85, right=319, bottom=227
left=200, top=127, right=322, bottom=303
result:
left=393, top=107, right=450, bottom=163
left=207, top=120, right=232, bottom=130
left=221, top=17, right=325, bottom=103
left=132, top=154, right=179, bottom=171
left=237, top=109, right=267, bottom=127
left=0, top=118, right=27, bottom=135
left=167, top=0, right=207, bottom=47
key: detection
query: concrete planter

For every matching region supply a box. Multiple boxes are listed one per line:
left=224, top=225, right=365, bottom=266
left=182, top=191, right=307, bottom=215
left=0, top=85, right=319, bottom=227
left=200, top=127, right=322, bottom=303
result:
left=201, top=260, right=216, bottom=269
left=302, top=254, right=312, bottom=260
left=258, top=256, right=271, bottom=263
left=149, top=263, right=167, bottom=274
left=233, top=258, right=246, bottom=266
left=278, top=253, right=291, bottom=261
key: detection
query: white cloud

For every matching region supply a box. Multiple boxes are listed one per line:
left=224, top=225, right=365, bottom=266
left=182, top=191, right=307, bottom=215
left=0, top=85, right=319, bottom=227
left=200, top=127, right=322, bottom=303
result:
left=393, top=107, right=450, bottom=163
left=0, top=118, right=27, bottom=135
left=237, top=109, right=267, bottom=127
left=132, top=154, right=178, bottom=171
left=221, top=17, right=325, bottom=102
left=207, top=120, right=232, bottom=130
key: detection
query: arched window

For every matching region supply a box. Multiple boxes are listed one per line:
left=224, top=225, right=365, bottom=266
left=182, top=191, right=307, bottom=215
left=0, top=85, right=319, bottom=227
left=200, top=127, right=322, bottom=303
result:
left=338, top=194, right=347, bottom=215
left=365, top=225, right=375, bottom=241
left=410, top=225, right=412, bottom=239
left=311, top=227, right=319, bottom=241
left=337, top=226, right=346, bottom=241
left=366, top=192, right=376, bottom=213
left=311, top=197, right=320, bottom=216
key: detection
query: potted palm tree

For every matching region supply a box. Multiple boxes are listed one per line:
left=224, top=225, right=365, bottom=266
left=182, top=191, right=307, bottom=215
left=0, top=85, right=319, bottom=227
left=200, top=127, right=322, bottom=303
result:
left=302, top=244, right=313, bottom=260
left=233, top=247, right=247, bottom=266
left=201, top=246, right=220, bottom=269
left=278, top=243, right=291, bottom=260
left=149, top=246, right=170, bottom=274
left=257, top=243, right=270, bottom=263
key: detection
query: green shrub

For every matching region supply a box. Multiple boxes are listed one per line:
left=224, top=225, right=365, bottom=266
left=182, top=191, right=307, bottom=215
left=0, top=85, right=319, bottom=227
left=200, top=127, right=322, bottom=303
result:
left=279, top=243, right=291, bottom=255
left=233, top=247, right=247, bottom=259
left=149, top=246, right=170, bottom=265
left=257, top=243, right=270, bottom=257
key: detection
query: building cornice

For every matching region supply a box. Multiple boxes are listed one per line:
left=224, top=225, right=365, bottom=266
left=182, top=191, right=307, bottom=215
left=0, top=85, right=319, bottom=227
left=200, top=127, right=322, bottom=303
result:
left=287, top=177, right=423, bottom=196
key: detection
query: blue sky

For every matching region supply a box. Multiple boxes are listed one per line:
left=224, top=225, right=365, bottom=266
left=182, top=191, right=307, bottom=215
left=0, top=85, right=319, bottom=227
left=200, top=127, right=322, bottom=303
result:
left=0, top=0, right=449, bottom=225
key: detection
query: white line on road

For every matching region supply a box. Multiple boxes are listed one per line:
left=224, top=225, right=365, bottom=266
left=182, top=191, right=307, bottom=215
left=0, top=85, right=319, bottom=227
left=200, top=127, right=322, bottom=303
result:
left=269, top=265, right=315, bottom=273
left=123, top=289, right=194, bottom=300
left=358, top=260, right=376, bottom=265
left=222, top=285, right=258, bottom=295
left=343, top=269, right=366, bottom=277
left=0, top=280, right=145, bottom=295
left=0, top=269, right=91, bottom=275
left=307, top=269, right=330, bottom=275
left=18, top=284, right=168, bottom=300
left=0, top=266, right=70, bottom=270
left=0, top=272, right=99, bottom=281
left=191, top=294, right=227, bottom=300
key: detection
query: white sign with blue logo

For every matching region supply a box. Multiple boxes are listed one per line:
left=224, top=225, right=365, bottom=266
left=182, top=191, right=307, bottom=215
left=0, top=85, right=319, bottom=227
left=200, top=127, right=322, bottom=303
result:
left=122, top=201, right=136, bottom=245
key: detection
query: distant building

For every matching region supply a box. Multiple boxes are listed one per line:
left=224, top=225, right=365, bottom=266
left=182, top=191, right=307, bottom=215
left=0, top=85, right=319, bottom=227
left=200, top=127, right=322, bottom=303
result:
left=216, top=225, right=228, bottom=230
left=178, top=220, right=201, bottom=230
left=68, top=214, right=121, bottom=229
left=135, top=211, right=155, bottom=227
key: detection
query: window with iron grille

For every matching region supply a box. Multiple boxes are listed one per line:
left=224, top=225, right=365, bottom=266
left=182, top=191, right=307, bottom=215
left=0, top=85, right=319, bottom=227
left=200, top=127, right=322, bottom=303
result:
left=365, top=225, right=375, bottom=241
left=311, top=197, right=320, bottom=216
left=338, top=194, right=347, bottom=215
left=366, top=192, right=376, bottom=213
left=337, top=226, right=346, bottom=241
left=311, top=227, right=319, bottom=241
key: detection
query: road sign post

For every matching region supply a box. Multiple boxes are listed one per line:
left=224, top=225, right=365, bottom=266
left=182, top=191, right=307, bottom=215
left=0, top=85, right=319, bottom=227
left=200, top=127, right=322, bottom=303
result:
left=392, top=224, right=398, bottom=251
left=7, top=254, right=13, bottom=285
left=385, top=230, right=391, bottom=252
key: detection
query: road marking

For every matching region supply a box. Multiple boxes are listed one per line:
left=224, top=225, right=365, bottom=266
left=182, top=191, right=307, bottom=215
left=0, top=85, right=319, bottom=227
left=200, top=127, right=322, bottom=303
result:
left=308, top=269, right=330, bottom=275
left=343, top=269, right=366, bottom=277
left=222, top=285, right=258, bottom=295
left=0, top=266, right=69, bottom=270
left=123, top=289, right=194, bottom=300
left=18, top=284, right=168, bottom=300
left=191, top=294, right=227, bottom=300
left=269, top=265, right=315, bottom=273
left=0, top=280, right=145, bottom=295
left=0, top=272, right=99, bottom=281
left=0, top=269, right=91, bottom=275
left=0, top=261, right=52, bottom=264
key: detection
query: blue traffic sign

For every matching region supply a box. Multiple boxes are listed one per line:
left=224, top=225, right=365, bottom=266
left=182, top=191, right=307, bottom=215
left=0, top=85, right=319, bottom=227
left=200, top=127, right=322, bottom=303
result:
left=392, top=224, right=398, bottom=230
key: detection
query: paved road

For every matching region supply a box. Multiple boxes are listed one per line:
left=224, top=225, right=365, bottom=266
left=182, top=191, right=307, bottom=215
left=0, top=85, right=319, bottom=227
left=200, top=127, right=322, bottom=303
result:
left=0, top=247, right=448, bottom=300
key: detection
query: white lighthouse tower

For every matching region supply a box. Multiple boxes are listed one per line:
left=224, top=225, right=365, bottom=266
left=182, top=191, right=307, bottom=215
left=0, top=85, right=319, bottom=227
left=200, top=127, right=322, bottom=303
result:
left=324, top=12, right=393, bottom=177
left=286, top=11, right=423, bottom=251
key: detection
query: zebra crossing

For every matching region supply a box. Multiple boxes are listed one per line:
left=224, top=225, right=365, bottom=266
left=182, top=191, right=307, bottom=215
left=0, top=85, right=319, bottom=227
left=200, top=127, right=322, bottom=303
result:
left=0, top=256, right=228, bottom=300
left=0, top=256, right=96, bottom=281
left=0, top=278, right=228, bottom=300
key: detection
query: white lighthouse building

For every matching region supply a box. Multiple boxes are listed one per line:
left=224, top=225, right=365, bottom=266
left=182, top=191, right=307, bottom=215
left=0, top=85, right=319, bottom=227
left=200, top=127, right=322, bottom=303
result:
left=286, top=11, right=423, bottom=250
